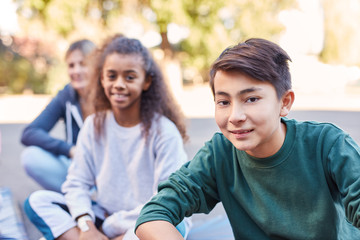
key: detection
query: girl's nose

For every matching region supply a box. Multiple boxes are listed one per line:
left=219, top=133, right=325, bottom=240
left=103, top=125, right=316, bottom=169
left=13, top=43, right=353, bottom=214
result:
left=115, top=77, right=126, bottom=89
left=229, top=104, right=246, bottom=124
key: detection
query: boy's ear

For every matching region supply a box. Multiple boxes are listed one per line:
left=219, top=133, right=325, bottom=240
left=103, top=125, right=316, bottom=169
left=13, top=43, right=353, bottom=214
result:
left=280, top=90, right=295, bottom=117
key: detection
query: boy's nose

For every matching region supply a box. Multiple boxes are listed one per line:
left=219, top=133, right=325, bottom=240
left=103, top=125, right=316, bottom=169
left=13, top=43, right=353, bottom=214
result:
left=229, top=105, right=246, bottom=124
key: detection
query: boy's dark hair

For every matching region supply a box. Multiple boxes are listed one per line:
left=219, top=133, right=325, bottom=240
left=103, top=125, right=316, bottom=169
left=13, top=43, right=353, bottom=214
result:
left=88, top=35, right=187, bottom=141
left=209, top=38, right=292, bottom=99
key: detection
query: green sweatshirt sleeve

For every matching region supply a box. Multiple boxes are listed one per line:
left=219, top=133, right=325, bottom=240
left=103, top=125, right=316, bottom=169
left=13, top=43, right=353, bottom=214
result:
left=135, top=137, right=221, bottom=230
left=327, top=133, right=360, bottom=228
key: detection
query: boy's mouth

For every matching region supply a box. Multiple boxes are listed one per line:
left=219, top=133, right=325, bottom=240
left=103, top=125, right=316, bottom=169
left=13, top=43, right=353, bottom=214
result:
left=229, top=129, right=254, bottom=138
left=230, top=129, right=253, bottom=134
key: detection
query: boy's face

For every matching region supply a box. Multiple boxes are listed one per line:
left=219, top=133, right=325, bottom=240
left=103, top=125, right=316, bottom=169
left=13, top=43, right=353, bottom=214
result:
left=214, top=70, right=292, bottom=158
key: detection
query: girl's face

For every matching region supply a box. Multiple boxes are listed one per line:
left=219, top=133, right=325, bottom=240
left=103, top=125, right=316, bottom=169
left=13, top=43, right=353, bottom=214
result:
left=66, top=49, right=89, bottom=92
left=101, top=53, right=151, bottom=118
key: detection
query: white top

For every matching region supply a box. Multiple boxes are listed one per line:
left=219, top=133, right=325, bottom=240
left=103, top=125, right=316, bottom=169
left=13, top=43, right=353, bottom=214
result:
left=62, top=111, right=188, bottom=238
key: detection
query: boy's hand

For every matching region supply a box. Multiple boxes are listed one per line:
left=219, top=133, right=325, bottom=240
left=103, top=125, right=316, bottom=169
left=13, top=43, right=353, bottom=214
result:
left=79, top=221, right=109, bottom=240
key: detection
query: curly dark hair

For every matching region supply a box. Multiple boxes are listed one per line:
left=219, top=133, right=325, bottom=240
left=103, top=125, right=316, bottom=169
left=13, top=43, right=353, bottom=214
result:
left=87, top=34, right=187, bottom=141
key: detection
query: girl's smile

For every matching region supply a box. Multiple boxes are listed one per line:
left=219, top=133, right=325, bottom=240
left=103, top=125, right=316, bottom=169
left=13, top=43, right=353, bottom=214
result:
left=112, top=93, right=129, bottom=102
left=101, top=53, right=151, bottom=126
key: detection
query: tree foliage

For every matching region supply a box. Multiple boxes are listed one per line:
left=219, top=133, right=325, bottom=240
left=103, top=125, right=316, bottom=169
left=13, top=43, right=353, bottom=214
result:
left=6, top=0, right=295, bottom=93
left=320, top=0, right=360, bottom=65
left=0, top=37, right=50, bottom=93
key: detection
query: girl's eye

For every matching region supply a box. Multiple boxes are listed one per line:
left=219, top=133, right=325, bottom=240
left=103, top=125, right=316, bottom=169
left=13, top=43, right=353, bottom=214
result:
left=246, top=97, right=259, bottom=103
left=106, top=73, right=116, bottom=80
left=126, top=75, right=135, bottom=81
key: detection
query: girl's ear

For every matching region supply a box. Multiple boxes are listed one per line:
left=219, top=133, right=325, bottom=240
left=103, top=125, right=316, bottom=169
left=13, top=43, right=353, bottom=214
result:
left=143, top=75, right=152, bottom=91
left=100, top=75, right=105, bottom=88
left=280, top=90, right=295, bottom=117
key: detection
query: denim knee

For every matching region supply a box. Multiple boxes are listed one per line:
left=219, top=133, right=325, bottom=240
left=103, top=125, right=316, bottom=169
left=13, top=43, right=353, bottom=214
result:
left=21, top=146, right=45, bottom=176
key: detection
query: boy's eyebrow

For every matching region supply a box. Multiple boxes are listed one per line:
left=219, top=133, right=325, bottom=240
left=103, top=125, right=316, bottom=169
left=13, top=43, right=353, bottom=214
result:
left=214, top=91, right=230, bottom=97
left=238, top=87, right=262, bottom=95
left=215, top=87, right=262, bottom=96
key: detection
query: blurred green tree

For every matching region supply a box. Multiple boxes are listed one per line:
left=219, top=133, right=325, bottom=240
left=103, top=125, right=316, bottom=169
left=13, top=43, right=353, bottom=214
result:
left=320, top=0, right=360, bottom=66
left=11, top=0, right=294, bottom=93
left=0, top=38, right=49, bottom=94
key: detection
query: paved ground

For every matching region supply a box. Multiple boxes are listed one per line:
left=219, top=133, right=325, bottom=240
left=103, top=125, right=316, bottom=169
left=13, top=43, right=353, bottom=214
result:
left=1, top=111, right=360, bottom=239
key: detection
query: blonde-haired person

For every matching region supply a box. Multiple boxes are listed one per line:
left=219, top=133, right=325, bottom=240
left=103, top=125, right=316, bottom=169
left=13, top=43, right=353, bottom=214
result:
left=21, top=39, right=96, bottom=193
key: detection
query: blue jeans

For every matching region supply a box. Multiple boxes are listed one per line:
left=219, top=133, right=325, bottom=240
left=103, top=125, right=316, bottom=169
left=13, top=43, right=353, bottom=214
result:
left=21, top=146, right=71, bottom=193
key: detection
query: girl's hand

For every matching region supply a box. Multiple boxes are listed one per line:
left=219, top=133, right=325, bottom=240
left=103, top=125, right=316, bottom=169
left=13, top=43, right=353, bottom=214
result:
left=79, top=221, right=109, bottom=240
left=69, top=146, right=77, bottom=158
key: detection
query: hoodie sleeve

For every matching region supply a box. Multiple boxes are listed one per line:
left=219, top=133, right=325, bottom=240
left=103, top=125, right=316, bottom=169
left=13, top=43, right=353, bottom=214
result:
left=101, top=205, right=144, bottom=238
left=20, top=85, right=73, bottom=157
left=152, top=117, right=188, bottom=190
left=62, top=116, right=96, bottom=220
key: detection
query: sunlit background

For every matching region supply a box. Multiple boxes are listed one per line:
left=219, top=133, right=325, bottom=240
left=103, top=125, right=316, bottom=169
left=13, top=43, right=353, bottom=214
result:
left=1, top=0, right=360, bottom=122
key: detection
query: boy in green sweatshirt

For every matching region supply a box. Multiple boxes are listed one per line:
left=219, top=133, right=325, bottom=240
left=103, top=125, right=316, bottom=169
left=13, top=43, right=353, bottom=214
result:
left=135, top=38, right=360, bottom=239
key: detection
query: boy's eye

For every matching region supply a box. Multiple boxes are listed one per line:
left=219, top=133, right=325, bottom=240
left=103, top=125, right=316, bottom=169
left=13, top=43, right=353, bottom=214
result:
left=246, top=97, right=259, bottom=103
left=217, top=100, right=230, bottom=106
left=68, top=63, right=74, bottom=68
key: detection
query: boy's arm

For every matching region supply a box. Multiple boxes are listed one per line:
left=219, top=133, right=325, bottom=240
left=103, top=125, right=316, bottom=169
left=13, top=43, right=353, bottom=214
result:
left=135, top=134, right=229, bottom=237
left=135, top=149, right=221, bottom=237
left=327, top=133, right=360, bottom=227
left=136, top=220, right=184, bottom=240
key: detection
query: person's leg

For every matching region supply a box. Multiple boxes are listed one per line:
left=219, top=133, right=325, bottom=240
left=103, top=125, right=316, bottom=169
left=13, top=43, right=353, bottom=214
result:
left=176, top=217, right=192, bottom=239
left=21, top=146, right=72, bottom=192
left=24, top=190, right=76, bottom=240
left=187, top=215, right=234, bottom=240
